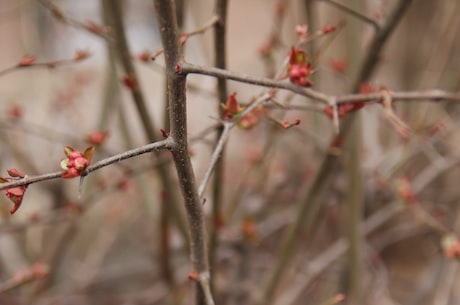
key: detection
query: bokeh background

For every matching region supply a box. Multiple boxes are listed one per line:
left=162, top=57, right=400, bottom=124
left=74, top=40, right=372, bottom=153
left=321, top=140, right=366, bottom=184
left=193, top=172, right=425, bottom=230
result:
left=0, top=0, right=460, bottom=304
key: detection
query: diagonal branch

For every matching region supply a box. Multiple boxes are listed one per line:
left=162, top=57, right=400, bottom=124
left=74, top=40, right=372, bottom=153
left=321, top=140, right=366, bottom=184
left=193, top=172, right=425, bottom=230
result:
left=318, top=0, right=381, bottom=32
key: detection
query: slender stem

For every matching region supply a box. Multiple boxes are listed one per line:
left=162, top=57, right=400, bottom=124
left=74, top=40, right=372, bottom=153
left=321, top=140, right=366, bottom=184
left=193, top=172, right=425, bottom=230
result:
left=37, top=0, right=112, bottom=40
left=181, top=63, right=330, bottom=103
left=344, top=117, right=363, bottom=301
left=319, top=0, right=380, bottom=32
left=352, top=0, right=414, bottom=89
left=198, top=122, right=231, bottom=197
left=0, top=139, right=172, bottom=191
left=99, top=1, right=120, bottom=131
left=344, top=0, right=363, bottom=300
left=104, top=0, right=156, bottom=142
left=85, top=140, right=173, bottom=173
left=154, top=2, right=214, bottom=305
left=150, top=15, right=220, bottom=61
left=104, top=0, right=189, bottom=245
left=209, top=0, right=229, bottom=289
left=0, top=56, right=89, bottom=78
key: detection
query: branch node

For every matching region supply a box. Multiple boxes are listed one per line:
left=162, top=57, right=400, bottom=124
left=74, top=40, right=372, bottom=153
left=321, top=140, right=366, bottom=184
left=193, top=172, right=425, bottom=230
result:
left=329, top=97, right=340, bottom=134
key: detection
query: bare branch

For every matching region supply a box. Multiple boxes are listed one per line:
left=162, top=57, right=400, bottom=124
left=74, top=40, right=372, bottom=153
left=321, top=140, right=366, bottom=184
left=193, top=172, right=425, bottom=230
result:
left=37, top=0, right=112, bottom=40
left=180, top=63, right=330, bottom=103
left=181, top=63, right=460, bottom=106
left=154, top=1, right=214, bottom=305
left=318, top=0, right=381, bottom=32
left=0, top=139, right=172, bottom=191
left=198, top=122, right=231, bottom=198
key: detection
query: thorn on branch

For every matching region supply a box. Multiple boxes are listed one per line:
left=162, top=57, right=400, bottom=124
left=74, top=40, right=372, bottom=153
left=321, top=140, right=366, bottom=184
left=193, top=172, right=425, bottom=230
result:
left=283, top=119, right=301, bottom=129
left=160, top=129, right=169, bottom=138
left=122, top=74, right=138, bottom=91
left=150, top=48, right=164, bottom=61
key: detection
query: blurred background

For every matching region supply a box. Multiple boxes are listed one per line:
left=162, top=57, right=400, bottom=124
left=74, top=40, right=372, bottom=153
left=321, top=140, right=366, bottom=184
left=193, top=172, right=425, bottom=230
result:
left=0, top=0, right=460, bottom=304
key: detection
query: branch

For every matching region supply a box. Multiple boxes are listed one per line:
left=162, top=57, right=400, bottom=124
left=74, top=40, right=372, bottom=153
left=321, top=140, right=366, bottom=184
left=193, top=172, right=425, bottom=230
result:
left=209, top=0, right=229, bottom=291
left=352, top=0, right=414, bottom=87
left=104, top=0, right=190, bottom=244
left=181, top=63, right=460, bottom=106
left=104, top=0, right=157, bottom=142
left=149, top=15, right=221, bottom=61
left=337, top=89, right=460, bottom=104
left=154, top=1, right=214, bottom=305
left=0, top=139, right=172, bottom=191
left=198, top=122, right=231, bottom=198
left=37, top=0, right=112, bottom=40
left=197, top=92, right=272, bottom=198
left=0, top=52, right=90, bottom=78
left=180, top=63, right=330, bottom=103
left=318, top=0, right=380, bottom=32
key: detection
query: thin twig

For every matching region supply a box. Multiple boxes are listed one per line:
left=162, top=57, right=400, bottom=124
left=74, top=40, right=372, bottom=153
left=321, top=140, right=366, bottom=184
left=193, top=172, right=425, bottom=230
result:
left=352, top=0, right=414, bottom=88
left=209, top=0, right=229, bottom=293
left=181, top=63, right=331, bottom=103
left=37, top=0, right=112, bottom=40
left=198, top=122, right=231, bottom=197
left=151, top=15, right=221, bottom=61
left=318, top=0, right=381, bottom=32
left=197, top=92, right=272, bottom=198
left=0, top=53, right=90, bottom=78
left=0, top=139, right=172, bottom=191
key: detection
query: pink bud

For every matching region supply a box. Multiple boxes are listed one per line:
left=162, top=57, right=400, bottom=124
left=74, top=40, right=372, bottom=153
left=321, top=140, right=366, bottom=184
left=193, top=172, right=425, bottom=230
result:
left=73, top=157, right=89, bottom=171
left=7, top=168, right=26, bottom=178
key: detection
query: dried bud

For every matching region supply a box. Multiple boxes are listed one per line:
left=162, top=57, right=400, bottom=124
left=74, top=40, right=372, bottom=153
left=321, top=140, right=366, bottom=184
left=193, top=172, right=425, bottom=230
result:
left=122, top=74, right=138, bottom=90
left=74, top=50, right=90, bottom=61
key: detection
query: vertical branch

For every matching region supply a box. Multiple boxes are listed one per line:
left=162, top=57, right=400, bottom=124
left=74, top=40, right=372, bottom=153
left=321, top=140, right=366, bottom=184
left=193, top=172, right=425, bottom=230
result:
left=209, top=0, right=228, bottom=287
left=344, top=0, right=363, bottom=301
left=344, top=117, right=363, bottom=301
left=159, top=0, right=186, bottom=287
left=154, top=1, right=213, bottom=305
left=259, top=1, right=414, bottom=303
left=104, top=0, right=156, bottom=141
left=304, top=0, right=316, bottom=61
left=98, top=29, right=119, bottom=130
left=103, top=0, right=189, bottom=248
